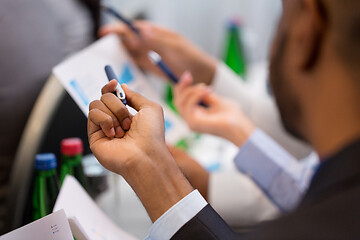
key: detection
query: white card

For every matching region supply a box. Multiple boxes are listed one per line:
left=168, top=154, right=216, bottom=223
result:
left=53, top=176, right=138, bottom=240
left=0, top=210, right=73, bottom=240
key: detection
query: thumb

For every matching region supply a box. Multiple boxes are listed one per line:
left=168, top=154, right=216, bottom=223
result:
left=174, top=71, right=193, bottom=98
left=122, top=84, right=155, bottom=111
left=201, top=92, right=220, bottom=106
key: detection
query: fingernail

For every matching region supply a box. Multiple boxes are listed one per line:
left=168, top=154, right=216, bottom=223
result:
left=109, top=128, right=115, bottom=137
left=115, top=126, right=125, bottom=137
left=122, top=118, right=131, bottom=131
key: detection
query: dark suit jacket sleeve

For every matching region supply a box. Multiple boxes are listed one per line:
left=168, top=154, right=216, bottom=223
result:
left=170, top=204, right=285, bottom=240
left=171, top=204, right=241, bottom=240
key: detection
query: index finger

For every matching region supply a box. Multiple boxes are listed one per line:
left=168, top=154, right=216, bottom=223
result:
left=101, top=79, right=118, bottom=95
left=174, top=71, right=193, bottom=99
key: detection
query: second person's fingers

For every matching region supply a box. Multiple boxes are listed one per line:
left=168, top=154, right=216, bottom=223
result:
left=175, top=84, right=208, bottom=113
left=183, top=87, right=211, bottom=111
left=99, top=22, right=140, bottom=49
left=174, top=71, right=193, bottom=97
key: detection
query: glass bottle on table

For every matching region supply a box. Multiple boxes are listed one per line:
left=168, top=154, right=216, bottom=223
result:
left=32, top=153, right=60, bottom=220
left=60, top=138, right=88, bottom=190
left=223, top=17, right=247, bottom=79
left=164, top=83, right=178, bottom=113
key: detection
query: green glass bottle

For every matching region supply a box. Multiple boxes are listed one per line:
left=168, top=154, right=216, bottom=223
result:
left=223, top=18, right=247, bottom=78
left=60, top=138, right=88, bottom=190
left=32, top=153, right=60, bottom=220
left=164, top=83, right=178, bottom=113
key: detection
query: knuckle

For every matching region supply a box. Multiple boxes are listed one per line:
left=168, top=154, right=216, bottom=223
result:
left=115, top=106, right=128, bottom=119
left=105, top=115, right=113, bottom=126
left=100, top=93, right=109, bottom=102
left=89, top=100, right=100, bottom=110
left=88, top=108, right=96, bottom=116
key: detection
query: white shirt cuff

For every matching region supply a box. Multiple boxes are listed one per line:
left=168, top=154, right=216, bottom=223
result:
left=145, top=190, right=207, bottom=240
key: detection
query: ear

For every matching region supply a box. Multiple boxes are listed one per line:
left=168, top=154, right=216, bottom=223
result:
left=291, top=0, right=328, bottom=71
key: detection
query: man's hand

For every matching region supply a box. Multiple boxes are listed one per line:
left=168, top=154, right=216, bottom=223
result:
left=88, top=80, right=165, bottom=175
left=99, top=21, right=217, bottom=85
left=88, top=80, right=193, bottom=222
left=168, top=146, right=210, bottom=200
left=174, top=73, right=256, bottom=147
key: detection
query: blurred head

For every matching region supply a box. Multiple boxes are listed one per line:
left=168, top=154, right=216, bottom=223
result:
left=269, top=0, right=360, bottom=149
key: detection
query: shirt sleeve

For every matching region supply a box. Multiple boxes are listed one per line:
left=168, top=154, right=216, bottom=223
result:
left=234, top=129, right=318, bottom=212
left=211, top=62, right=313, bottom=160
left=208, top=171, right=280, bottom=227
left=145, top=190, right=207, bottom=240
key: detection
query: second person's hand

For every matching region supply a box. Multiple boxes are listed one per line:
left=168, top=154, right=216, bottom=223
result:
left=99, top=21, right=217, bottom=85
left=174, top=72, right=256, bottom=147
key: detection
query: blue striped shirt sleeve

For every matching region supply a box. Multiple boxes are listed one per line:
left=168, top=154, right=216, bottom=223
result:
left=234, top=129, right=317, bottom=212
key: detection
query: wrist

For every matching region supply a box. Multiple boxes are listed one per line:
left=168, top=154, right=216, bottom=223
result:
left=227, top=120, right=256, bottom=147
left=186, top=167, right=210, bottom=200
left=123, top=148, right=194, bottom=222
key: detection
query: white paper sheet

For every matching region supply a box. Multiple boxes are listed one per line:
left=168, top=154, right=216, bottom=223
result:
left=52, top=34, right=190, bottom=145
left=53, top=176, right=138, bottom=240
left=68, top=216, right=90, bottom=240
left=0, top=210, right=73, bottom=240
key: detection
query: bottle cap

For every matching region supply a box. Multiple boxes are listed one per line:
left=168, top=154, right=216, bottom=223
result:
left=227, top=16, right=243, bottom=29
left=35, top=153, right=57, bottom=171
left=61, top=138, right=83, bottom=156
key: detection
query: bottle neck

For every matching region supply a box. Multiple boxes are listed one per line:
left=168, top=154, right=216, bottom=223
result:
left=36, top=168, right=57, bottom=177
left=62, top=154, right=82, bottom=166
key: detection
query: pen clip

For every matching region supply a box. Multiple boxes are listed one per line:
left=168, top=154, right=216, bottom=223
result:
left=115, top=83, right=126, bottom=101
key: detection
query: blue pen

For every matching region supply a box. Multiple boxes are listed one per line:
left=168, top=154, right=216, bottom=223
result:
left=101, top=5, right=180, bottom=84
left=101, top=5, right=140, bottom=35
left=105, top=65, right=127, bottom=105
left=147, top=51, right=179, bottom=83
left=147, top=52, right=210, bottom=107
left=102, top=6, right=207, bottom=107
